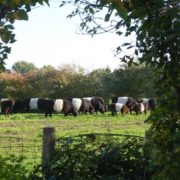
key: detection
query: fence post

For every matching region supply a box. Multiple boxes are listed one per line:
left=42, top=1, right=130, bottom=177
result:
left=42, top=126, right=56, bottom=179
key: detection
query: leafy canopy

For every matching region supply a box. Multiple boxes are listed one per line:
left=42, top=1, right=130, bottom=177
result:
left=61, top=0, right=180, bottom=108
left=0, top=0, right=49, bottom=71
left=12, top=60, right=37, bottom=74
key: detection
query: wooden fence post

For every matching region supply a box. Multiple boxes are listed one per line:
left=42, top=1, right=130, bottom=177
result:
left=42, top=126, right=56, bottom=179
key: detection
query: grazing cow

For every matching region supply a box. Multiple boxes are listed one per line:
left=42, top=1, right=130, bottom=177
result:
left=125, top=97, right=141, bottom=115
left=62, top=99, right=77, bottom=117
left=28, top=98, right=55, bottom=117
left=137, top=99, right=149, bottom=115
left=71, top=98, right=94, bottom=115
left=148, top=98, right=156, bottom=110
left=112, top=97, right=139, bottom=115
left=128, top=103, right=140, bottom=115
left=111, top=103, right=123, bottom=116
left=142, top=103, right=148, bottom=115
left=96, top=96, right=107, bottom=112
left=142, top=98, right=156, bottom=111
left=111, top=97, right=118, bottom=104
left=112, top=96, right=129, bottom=104
left=4, top=106, right=12, bottom=117
left=37, top=99, right=55, bottom=118
left=91, top=96, right=105, bottom=114
left=111, top=103, right=130, bottom=116
left=1, top=100, right=14, bottom=117
left=121, top=104, right=130, bottom=115
left=127, top=100, right=148, bottom=115
left=125, top=97, right=136, bottom=108
left=136, top=102, right=145, bottom=115
left=72, top=98, right=83, bottom=113
left=53, top=99, right=79, bottom=117
left=83, top=96, right=106, bottom=114
left=0, top=98, right=9, bottom=114
left=53, top=99, right=63, bottom=113
left=29, top=98, right=39, bottom=110
left=13, top=98, right=30, bottom=113
left=81, top=99, right=94, bottom=114
left=113, top=96, right=151, bottom=115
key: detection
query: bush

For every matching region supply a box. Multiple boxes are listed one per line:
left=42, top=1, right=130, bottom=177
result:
left=0, top=155, right=29, bottom=179
left=42, top=134, right=152, bottom=179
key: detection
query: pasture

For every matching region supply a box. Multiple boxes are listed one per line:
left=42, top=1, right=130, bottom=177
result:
left=0, top=112, right=150, bottom=138
left=0, top=112, right=150, bottom=170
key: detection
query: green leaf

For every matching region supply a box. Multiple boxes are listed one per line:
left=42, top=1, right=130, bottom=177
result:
left=5, top=25, right=14, bottom=30
left=122, top=43, right=131, bottom=46
left=135, top=49, right=138, bottom=56
left=105, top=13, right=111, bottom=22
left=14, top=0, right=21, bottom=5
left=89, top=7, right=94, bottom=14
left=12, top=10, right=28, bottom=21
left=1, top=34, right=10, bottom=43
left=116, top=31, right=123, bottom=35
left=127, top=45, right=134, bottom=49
left=116, top=6, right=128, bottom=20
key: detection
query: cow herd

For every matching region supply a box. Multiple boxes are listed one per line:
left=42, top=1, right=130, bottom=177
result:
left=0, top=96, right=156, bottom=118
left=111, top=97, right=156, bottom=116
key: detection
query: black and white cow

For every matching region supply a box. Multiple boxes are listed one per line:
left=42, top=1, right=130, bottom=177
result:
left=148, top=98, right=156, bottom=110
left=28, top=98, right=54, bottom=117
left=53, top=99, right=63, bottom=113
left=38, top=98, right=55, bottom=118
left=112, top=96, right=141, bottom=115
left=142, top=98, right=156, bottom=111
left=62, top=99, right=78, bottom=117
left=110, top=103, right=123, bottom=116
left=112, top=96, right=129, bottom=104
left=72, top=98, right=83, bottom=114
left=12, top=98, right=30, bottom=113
left=53, top=98, right=77, bottom=116
left=110, top=103, right=130, bottom=116
left=84, top=96, right=106, bottom=114
left=0, top=98, right=9, bottom=114
left=29, top=98, right=39, bottom=111
left=125, top=97, right=141, bottom=115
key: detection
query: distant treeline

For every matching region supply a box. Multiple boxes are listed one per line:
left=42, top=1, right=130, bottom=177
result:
left=0, top=62, right=156, bottom=101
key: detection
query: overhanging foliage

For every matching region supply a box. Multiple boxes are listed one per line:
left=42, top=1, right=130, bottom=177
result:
left=0, top=0, right=49, bottom=71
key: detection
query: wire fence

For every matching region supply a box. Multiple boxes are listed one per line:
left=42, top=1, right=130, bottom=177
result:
left=56, top=132, right=144, bottom=147
left=0, top=133, right=143, bottom=155
left=0, top=135, right=42, bottom=166
left=0, top=129, right=145, bottom=173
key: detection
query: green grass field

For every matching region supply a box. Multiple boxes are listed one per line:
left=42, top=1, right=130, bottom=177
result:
left=0, top=112, right=150, bottom=169
left=0, top=112, right=150, bottom=137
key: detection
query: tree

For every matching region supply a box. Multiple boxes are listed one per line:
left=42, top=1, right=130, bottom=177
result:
left=110, top=65, right=156, bottom=99
left=61, top=0, right=180, bottom=178
left=0, top=0, right=49, bottom=72
left=0, top=71, right=26, bottom=98
left=40, top=65, right=56, bottom=72
left=62, top=0, right=180, bottom=108
left=12, top=61, right=37, bottom=74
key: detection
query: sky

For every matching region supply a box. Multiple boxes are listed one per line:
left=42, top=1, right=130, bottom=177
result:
left=6, top=1, right=134, bottom=72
